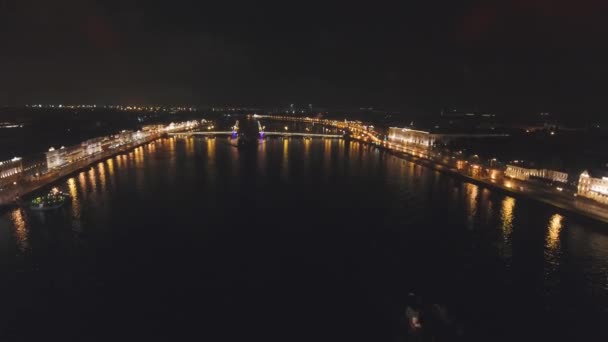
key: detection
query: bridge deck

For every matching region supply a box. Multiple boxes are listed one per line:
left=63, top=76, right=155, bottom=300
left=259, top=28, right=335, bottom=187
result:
left=169, top=131, right=343, bottom=138
left=262, top=132, right=343, bottom=138
left=169, top=131, right=234, bottom=136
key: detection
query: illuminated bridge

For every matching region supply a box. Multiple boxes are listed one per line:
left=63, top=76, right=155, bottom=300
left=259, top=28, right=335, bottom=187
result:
left=169, top=131, right=343, bottom=138
left=169, top=120, right=343, bottom=138
left=261, top=132, right=343, bottom=138
left=169, top=131, right=234, bottom=137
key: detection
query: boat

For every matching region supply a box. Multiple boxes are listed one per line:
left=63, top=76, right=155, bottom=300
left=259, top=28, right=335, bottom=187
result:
left=403, top=293, right=463, bottom=341
left=405, top=293, right=423, bottom=332
left=30, top=188, right=70, bottom=211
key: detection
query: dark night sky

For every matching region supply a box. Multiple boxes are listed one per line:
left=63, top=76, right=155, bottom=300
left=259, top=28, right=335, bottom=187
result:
left=1, top=0, right=607, bottom=117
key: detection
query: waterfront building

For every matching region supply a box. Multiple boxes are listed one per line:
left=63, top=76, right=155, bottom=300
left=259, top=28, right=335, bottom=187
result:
left=388, top=127, right=434, bottom=147
left=116, top=130, right=135, bottom=146
left=530, top=169, right=568, bottom=183
left=82, top=137, right=103, bottom=156
left=505, top=164, right=568, bottom=183
left=46, top=145, right=85, bottom=169
left=388, top=127, right=509, bottom=149
left=22, top=154, right=47, bottom=178
left=578, top=171, right=608, bottom=204
left=142, top=124, right=164, bottom=132
left=46, top=147, right=67, bottom=169
left=0, top=157, right=23, bottom=186
left=505, top=165, right=532, bottom=181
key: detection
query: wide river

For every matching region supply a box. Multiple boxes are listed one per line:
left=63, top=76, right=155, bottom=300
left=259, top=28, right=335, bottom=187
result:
left=0, top=136, right=607, bottom=341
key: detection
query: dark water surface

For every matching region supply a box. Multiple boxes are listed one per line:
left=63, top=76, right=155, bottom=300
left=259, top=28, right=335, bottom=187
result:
left=1, top=137, right=607, bottom=341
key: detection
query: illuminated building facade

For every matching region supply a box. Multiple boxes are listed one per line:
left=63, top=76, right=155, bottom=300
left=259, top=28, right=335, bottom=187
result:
left=82, top=137, right=103, bottom=156
left=46, top=145, right=85, bottom=169
left=388, top=127, right=435, bottom=147
left=388, top=127, right=509, bottom=149
left=46, top=147, right=67, bottom=169
left=505, top=165, right=568, bottom=183
left=0, top=157, right=23, bottom=186
left=505, top=165, right=531, bottom=181
left=578, top=171, right=608, bottom=204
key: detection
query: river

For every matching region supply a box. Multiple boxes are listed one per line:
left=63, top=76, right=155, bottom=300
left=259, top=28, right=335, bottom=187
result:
left=0, top=136, right=606, bottom=341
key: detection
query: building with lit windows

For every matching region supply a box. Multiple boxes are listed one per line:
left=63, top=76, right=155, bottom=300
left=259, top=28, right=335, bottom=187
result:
left=505, top=164, right=568, bottom=183
left=46, top=145, right=86, bottom=169
left=46, top=147, right=67, bottom=169
left=388, top=127, right=509, bottom=148
left=22, top=154, right=47, bottom=178
left=82, top=137, right=103, bottom=156
left=0, top=157, right=23, bottom=186
left=578, top=171, right=608, bottom=204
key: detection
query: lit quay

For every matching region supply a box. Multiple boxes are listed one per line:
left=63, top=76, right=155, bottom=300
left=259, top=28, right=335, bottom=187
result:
left=257, top=114, right=608, bottom=224
left=0, top=120, right=201, bottom=206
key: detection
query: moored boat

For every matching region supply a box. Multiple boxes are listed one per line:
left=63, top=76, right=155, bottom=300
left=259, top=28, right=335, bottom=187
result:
left=30, top=188, right=70, bottom=211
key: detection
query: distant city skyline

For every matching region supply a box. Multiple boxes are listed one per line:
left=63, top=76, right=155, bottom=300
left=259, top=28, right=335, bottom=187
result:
left=1, top=1, right=607, bottom=118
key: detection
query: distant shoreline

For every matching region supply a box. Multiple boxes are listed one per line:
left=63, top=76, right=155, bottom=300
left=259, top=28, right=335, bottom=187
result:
left=0, top=135, right=163, bottom=209
left=263, top=115, right=608, bottom=226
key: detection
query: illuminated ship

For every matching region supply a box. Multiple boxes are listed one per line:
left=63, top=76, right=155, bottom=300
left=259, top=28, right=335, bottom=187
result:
left=30, top=188, right=70, bottom=211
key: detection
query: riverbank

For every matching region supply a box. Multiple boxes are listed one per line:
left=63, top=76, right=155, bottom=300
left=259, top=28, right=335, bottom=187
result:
left=0, top=134, right=163, bottom=208
left=370, top=140, right=608, bottom=225
left=260, top=115, right=608, bottom=225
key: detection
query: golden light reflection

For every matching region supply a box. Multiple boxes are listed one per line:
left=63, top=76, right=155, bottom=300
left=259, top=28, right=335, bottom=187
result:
left=88, top=167, right=97, bottom=193
left=106, top=158, right=115, bottom=191
left=78, top=172, right=87, bottom=198
left=169, top=137, right=176, bottom=151
left=465, top=183, right=479, bottom=228
left=338, top=138, right=345, bottom=148
left=303, top=138, right=311, bottom=174
left=185, top=137, right=195, bottom=157
left=500, top=197, right=516, bottom=239
left=281, top=138, right=289, bottom=180
left=546, top=214, right=563, bottom=250
left=323, top=139, right=332, bottom=176
left=11, top=208, right=29, bottom=253
left=257, top=139, right=267, bottom=175
left=229, top=139, right=239, bottom=178
left=68, top=177, right=78, bottom=200
left=134, top=146, right=144, bottom=166
left=98, top=162, right=106, bottom=190
left=481, top=188, right=493, bottom=223
left=207, top=137, right=216, bottom=161
left=304, top=137, right=311, bottom=155
left=68, top=177, right=81, bottom=224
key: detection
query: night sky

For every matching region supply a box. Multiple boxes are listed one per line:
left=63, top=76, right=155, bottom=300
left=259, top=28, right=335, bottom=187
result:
left=1, top=0, right=607, bottom=117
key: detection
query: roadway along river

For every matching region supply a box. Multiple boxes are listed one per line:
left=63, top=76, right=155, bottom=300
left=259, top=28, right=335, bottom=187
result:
left=0, top=136, right=606, bottom=341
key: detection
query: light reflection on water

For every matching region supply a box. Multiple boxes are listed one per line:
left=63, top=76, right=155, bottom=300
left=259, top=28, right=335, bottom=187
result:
left=10, top=208, right=29, bottom=253
left=546, top=214, right=563, bottom=251
left=2, top=136, right=607, bottom=340
left=67, top=177, right=81, bottom=230
left=206, top=137, right=216, bottom=162
left=106, top=158, right=115, bottom=191
left=500, top=196, right=516, bottom=265
left=134, top=146, right=144, bottom=166
left=88, top=167, right=97, bottom=194
left=544, top=213, right=565, bottom=292
left=98, top=162, right=106, bottom=191
left=465, top=183, right=479, bottom=230
left=303, top=138, right=311, bottom=175
left=78, top=172, right=87, bottom=199
left=323, top=138, right=332, bottom=179
left=185, top=137, right=195, bottom=158
left=281, top=138, right=289, bottom=181
left=257, top=139, right=267, bottom=176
